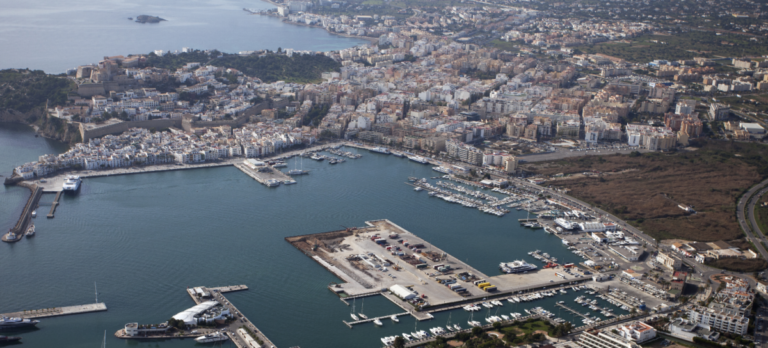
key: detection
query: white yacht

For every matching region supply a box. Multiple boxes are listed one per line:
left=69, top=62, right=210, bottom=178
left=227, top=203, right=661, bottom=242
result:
left=265, top=179, right=281, bottom=187
left=407, top=155, right=429, bottom=164
left=351, top=313, right=359, bottom=321
left=62, top=175, right=81, bottom=191
left=369, top=147, right=390, bottom=154
left=373, top=318, right=383, bottom=326
left=499, top=260, right=538, bottom=274
left=391, top=315, right=399, bottom=323
left=283, top=179, right=297, bottom=185
left=25, top=224, right=35, bottom=237
left=414, top=187, right=423, bottom=192
left=194, top=332, right=229, bottom=343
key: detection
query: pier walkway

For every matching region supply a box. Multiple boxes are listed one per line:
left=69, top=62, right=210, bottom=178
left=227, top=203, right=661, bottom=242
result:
left=47, top=191, right=62, bottom=218
left=556, top=303, right=589, bottom=319
left=1, top=303, right=107, bottom=319
left=342, top=312, right=409, bottom=328
left=234, top=163, right=292, bottom=187
left=2, top=185, right=42, bottom=243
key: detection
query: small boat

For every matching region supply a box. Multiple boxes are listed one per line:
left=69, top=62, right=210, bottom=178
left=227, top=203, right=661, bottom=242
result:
left=453, top=324, right=461, bottom=331
left=31, top=210, right=37, bottom=218
left=25, top=223, right=35, bottom=237
left=374, top=318, right=383, bottom=326
left=414, top=187, right=423, bottom=192
left=391, top=315, right=399, bottom=322
left=283, top=179, right=297, bottom=185
left=403, top=333, right=412, bottom=341
left=351, top=313, right=359, bottom=321
left=358, top=313, right=368, bottom=319
left=408, top=177, right=418, bottom=182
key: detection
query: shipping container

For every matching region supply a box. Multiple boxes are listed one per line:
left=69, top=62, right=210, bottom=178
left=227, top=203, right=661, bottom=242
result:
left=483, top=286, right=497, bottom=292
left=453, top=287, right=466, bottom=292
left=477, top=282, right=491, bottom=288
left=375, top=239, right=387, bottom=244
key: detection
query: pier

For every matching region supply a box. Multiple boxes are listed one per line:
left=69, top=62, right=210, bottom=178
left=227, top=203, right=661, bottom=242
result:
left=342, top=312, right=410, bottom=328
left=2, top=185, right=42, bottom=243
left=185, top=286, right=277, bottom=348
left=0, top=303, right=107, bottom=319
left=47, top=191, right=62, bottom=218
left=234, top=162, right=292, bottom=187
left=556, top=303, right=589, bottom=319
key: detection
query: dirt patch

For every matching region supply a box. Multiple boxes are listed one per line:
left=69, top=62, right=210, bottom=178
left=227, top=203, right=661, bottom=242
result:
left=521, top=141, right=768, bottom=242
left=707, top=258, right=768, bottom=272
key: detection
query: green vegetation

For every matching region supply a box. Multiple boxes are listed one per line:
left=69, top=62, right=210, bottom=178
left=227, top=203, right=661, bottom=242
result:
left=575, top=31, right=768, bottom=63
left=425, top=319, right=567, bottom=348
left=212, top=53, right=341, bottom=84
left=489, top=40, right=520, bottom=53
left=755, top=193, right=768, bottom=236
left=302, top=105, right=331, bottom=126
left=144, top=50, right=217, bottom=70
left=0, top=69, right=76, bottom=114
left=718, top=94, right=768, bottom=116
left=240, top=325, right=264, bottom=346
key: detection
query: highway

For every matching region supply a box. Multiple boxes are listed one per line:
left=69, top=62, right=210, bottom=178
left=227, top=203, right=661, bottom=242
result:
left=740, top=177, right=768, bottom=260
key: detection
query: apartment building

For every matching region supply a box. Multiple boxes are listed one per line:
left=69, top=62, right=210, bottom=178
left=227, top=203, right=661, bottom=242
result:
left=578, top=329, right=641, bottom=348
left=688, top=305, right=749, bottom=335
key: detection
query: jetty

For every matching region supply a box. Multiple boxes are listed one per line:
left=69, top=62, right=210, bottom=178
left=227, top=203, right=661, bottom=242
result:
left=2, top=185, right=42, bottom=243
left=0, top=303, right=107, bottom=319
left=47, top=191, right=62, bottom=218
left=343, top=312, right=409, bottom=328
left=556, top=303, right=589, bottom=319
left=234, top=162, right=292, bottom=187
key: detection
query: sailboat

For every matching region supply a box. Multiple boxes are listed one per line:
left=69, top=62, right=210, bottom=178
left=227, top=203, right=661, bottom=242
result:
left=288, top=155, right=308, bottom=175
left=446, top=313, right=454, bottom=331
left=358, top=298, right=368, bottom=319
left=350, top=298, right=359, bottom=321
left=101, top=330, right=106, bottom=348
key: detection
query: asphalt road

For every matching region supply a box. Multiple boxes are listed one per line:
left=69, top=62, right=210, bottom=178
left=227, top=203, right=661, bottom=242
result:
left=736, top=177, right=768, bottom=261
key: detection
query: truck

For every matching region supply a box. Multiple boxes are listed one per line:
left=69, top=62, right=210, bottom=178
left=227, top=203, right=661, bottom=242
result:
left=472, top=279, right=487, bottom=286
left=477, top=282, right=491, bottom=289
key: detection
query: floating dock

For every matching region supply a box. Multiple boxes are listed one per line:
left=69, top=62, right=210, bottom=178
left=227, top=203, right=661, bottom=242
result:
left=343, top=312, right=409, bottom=328
left=0, top=303, right=107, bottom=319
left=556, top=303, right=589, bottom=319
left=47, top=191, right=62, bottom=218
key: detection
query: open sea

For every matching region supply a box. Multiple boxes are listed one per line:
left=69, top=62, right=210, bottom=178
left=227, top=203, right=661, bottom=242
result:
left=0, top=124, right=630, bottom=348
left=0, top=0, right=368, bottom=73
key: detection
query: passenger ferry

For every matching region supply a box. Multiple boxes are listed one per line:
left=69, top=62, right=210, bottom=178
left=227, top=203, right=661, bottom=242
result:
left=194, top=332, right=228, bottom=343
left=408, top=155, right=429, bottom=164
left=369, top=146, right=390, bottom=155
left=62, top=175, right=81, bottom=191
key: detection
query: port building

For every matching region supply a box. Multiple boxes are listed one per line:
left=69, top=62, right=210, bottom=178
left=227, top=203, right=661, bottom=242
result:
left=389, top=284, right=417, bottom=300
left=172, top=300, right=230, bottom=326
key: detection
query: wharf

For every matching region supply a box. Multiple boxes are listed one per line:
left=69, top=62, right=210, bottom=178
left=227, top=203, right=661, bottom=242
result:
left=234, top=163, right=292, bottom=187
left=0, top=303, right=107, bottom=319
left=47, top=191, right=62, bottom=218
left=2, top=185, right=42, bottom=243
left=556, top=303, right=589, bottom=319
left=184, top=286, right=277, bottom=348
left=342, top=312, right=409, bottom=328
left=381, top=292, right=434, bottom=321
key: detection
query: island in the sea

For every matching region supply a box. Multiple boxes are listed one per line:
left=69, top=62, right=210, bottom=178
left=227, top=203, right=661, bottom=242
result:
left=134, top=15, right=165, bottom=24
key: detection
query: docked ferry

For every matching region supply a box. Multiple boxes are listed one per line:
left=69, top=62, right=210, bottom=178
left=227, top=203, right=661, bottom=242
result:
left=369, top=147, right=390, bottom=155
left=408, top=155, right=429, bottom=164
left=499, top=260, right=538, bottom=274
left=0, top=316, right=39, bottom=330
left=194, top=332, right=228, bottom=343
left=62, top=175, right=81, bottom=191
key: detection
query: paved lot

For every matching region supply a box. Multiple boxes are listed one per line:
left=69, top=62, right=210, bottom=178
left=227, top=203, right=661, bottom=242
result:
left=520, top=146, right=651, bottom=163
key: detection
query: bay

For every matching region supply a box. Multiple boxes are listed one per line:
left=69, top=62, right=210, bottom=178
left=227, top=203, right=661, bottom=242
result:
left=0, top=0, right=368, bottom=73
left=0, top=132, right=595, bottom=347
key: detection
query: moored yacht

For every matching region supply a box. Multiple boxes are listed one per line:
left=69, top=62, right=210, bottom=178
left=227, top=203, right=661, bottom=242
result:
left=194, top=331, right=228, bottom=343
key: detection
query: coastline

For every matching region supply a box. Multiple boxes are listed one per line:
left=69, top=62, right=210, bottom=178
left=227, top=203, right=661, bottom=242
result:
left=253, top=0, right=379, bottom=45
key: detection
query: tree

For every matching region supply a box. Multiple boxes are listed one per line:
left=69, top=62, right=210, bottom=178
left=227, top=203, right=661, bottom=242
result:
left=472, top=326, right=484, bottom=337
left=393, top=336, right=405, bottom=348
left=492, top=322, right=501, bottom=331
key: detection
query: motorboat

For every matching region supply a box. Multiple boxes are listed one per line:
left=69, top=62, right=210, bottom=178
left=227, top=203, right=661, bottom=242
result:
left=391, top=315, right=399, bottom=323
left=373, top=318, right=383, bottom=326
left=25, top=224, right=35, bottom=237
left=414, top=187, right=423, bottom=192
left=283, top=179, right=297, bottom=185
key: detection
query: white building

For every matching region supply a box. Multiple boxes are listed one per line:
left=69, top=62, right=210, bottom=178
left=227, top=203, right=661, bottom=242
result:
left=618, top=321, right=656, bottom=343
left=688, top=306, right=749, bottom=335
left=390, top=284, right=417, bottom=300
left=578, top=329, right=641, bottom=348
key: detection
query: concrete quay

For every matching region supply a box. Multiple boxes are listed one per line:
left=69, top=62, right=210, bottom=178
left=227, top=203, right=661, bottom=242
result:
left=185, top=286, right=277, bottom=348
left=234, top=162, right=292, bottom=187
left=0, top=302, right=107, bottom=319
left=2, top=185, right=42, bottom=243
left=47, top=191, right=62, bottom=218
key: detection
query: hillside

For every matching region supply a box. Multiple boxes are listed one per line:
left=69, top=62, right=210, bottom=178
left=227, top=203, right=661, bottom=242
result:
left=522, top=140, right=768, bottom=242
left=211, top=53, right=341, bottom=84
left=0, top=69, right=75, bottom=117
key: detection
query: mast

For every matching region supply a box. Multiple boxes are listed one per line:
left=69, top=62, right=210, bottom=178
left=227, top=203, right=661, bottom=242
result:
left=95, top=282, right=98, bottom=303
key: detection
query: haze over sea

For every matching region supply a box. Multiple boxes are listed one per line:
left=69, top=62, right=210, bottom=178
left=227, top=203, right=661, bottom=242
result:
left=0, top=124, right=601, bottom=348
left=0, top=0, right=368, bottom=74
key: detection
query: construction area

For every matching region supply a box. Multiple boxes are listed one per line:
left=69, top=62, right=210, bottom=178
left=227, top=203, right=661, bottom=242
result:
left=286, top=219, right=591, bottom=309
